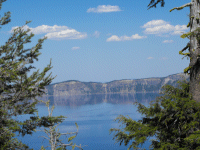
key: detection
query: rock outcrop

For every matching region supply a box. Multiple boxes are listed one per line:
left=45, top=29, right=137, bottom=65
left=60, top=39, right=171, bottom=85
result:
left=42, top=72, right=189, bottom=97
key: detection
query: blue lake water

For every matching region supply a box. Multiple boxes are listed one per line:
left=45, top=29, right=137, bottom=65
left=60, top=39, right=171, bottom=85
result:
left=16, top=93, right=161, bottom=150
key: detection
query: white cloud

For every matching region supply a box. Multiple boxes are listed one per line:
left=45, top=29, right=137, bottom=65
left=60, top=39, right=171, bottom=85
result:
left=141, top=20, right=189, bottom=36
left=142, top=20, right=167, bottom=28
left=87, top=5, right=122, bottom=13
left=107, top=35, right=121, bottom=41
left=11, top=25, right=29, bottom=32
left=147, top=57, right=154, bottom=59
left=93, top=31, right=100, bottom=38
left=106, top=34, right=147, bottom=42
left=10, top=25, right=87, bottom=40
left=11, top=25, right=69, bottom=34
left=163, top=40, right=173, bottom=43
left=71, top=47, right=80, bottom=50
left=171, top=30, right=186, bottom=35
left=45, top=29, right=87, bottom=40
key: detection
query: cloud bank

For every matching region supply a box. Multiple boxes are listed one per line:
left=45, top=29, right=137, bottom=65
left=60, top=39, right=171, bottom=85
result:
left=106, top=19, right=188, bottom=42
left=87, top=5, right=122, bottom=13
left=141, top=20, right=188, bottom=36
left=106, top=34, right=147, bottom=42
left=11, top=25, right=87, bottom=40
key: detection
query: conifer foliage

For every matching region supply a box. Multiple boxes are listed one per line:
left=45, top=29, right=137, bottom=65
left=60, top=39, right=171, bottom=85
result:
left=110, top=1, right=200, bottom=149
left=38, top=100, right=83, bottom=150
left=0, top=0, right=58, bottom=149
left=110, top=79, right=200, bottom=149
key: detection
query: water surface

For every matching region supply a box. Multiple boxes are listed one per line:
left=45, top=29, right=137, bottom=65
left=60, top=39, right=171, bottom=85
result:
left=16, top=93, right=161, bottom=150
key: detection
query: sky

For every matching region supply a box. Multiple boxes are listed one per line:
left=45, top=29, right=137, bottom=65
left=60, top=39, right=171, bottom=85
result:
left=0, top=0, right=191, bottom=84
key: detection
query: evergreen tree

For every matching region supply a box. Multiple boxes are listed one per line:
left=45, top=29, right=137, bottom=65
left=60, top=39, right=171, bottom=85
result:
left=110, top=1, right=200, bottom=149
left=110, top=79, right=200, bottom=149
left=0, top=0, right=64, bottom=149
left=148, top=0, right=200, bottom=101
left=38, top=100, right=83, bottom=150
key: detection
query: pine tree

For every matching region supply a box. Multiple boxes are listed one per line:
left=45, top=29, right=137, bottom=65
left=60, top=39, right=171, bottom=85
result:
left=0, top=0, right=59, bottom=149
left=38, top=100, right=83, bottom=150
left=110, top=79, right=200, bottom=149
left=148, top=0, right=200, bottom=102
left=109, top=1, right=200, bottom=149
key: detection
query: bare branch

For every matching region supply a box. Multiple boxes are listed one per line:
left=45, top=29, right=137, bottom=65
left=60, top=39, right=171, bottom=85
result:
left=170, top=2, right=192, bottom=12
left=147, top=0, right=165, bottom=10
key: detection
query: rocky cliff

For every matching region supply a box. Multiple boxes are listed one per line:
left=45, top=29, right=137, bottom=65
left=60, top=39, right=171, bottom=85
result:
left=42, top=72, right=189, bottom=97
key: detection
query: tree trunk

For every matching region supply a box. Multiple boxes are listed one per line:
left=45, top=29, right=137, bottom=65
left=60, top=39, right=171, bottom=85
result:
left=189, top=0, right=200, bottom=102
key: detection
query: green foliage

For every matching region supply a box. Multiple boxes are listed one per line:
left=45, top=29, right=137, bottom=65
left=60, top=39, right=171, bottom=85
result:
left=38, top=100, right=83, bottom=150
left=179, top=26, right=200, bottom=75
left=180, top=32, right=193, bottom=39
left=0, top=1, right=56, bottom=149
left=110, top=79, right=200, bottom=149
left=68, top=136, right=76, bottom=142
left=184, top=66, right=192, bottom=74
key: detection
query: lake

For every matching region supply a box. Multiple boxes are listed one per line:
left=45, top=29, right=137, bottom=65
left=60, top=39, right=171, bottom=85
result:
left=16, top=92, right=162, bottom=150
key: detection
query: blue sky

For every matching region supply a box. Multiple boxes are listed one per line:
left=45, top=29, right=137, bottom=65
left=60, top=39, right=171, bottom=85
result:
left=0, top=0, right=191, bottom=83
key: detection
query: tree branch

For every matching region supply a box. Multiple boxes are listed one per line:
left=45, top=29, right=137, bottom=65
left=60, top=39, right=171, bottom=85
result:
left=170, top=2, right=192, bottom=12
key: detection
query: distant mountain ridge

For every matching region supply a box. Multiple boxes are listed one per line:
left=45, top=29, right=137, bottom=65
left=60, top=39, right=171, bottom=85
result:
left=42, top=73, right=189, bottom=97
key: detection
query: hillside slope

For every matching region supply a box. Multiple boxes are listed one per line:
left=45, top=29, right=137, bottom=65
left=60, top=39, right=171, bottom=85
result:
left=42, top=73, right=189, bottom=96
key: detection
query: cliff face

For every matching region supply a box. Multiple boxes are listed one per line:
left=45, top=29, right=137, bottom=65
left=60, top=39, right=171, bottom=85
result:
left=42, top=73, right=189, bottom=97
